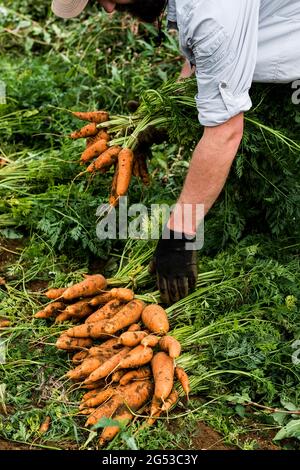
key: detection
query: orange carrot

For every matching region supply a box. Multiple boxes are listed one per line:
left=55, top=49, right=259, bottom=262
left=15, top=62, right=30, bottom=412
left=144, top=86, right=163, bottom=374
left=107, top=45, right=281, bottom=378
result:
left=67, top=357, right=105, bottom=380
left=86, top=146, right=120, bottom=173
left=159, top=336, right=181, bottom=359
left=80, top=388, right=116, bottom=409
left=116, top=148, right=134, bottom=196
left=72, top=111, right=109, bottom=123
left=151, top=352, right=174, bottom=401
left=141, top=334, right=159, bottom=348
left=86, top=130, right=110, bottom=148
left=80, top=380, right=104, bottom=390
left=44, top=288, right=66, bottom=300
left=72, top=350, right=89, bottom=365
left=80, top=139, right=108, bottom=164
left=118, top=345, right=153, bottom=369
left=119, top=366, right=151, bottom=386
left=110, top=288, right=134, bottom=302
left=98, top=405, right=133, bottom=446
left=109, top=163, right=119, bottom=207
left=161, top=388, right=179, bottom=411
left=127, top=323, right=141, bottom=332
left=84, top=348, right=130, bottom=384
left=141, top=304, right=169, bottom=334
left=111, top=370, right=127, bottom=383
left=85, top=299, right=122, bottom=324
left=88, top=292, right=114, bottom=307
left=64, top=320, right=107, bottom=338
left=56, top=335, right=93, bottom=350
left=86, top=380, right=153, bottom=428
left=119, top=380, right=153, bottom=406
left=88, top=338, right=119, bottom=357
left=63, top=274, right=107, bottom=301
left=81, top=388, right=103, bottom=402
left=89, top=288, right=134, bottom=307
left=175, top=366, right=190, bottom=400
left=70, top=122, right=98, bottom=139
left=55, top=311, right=72, bottom=324
left=63, top=299, right=94, bottom=319
left=146, top=413, right=162, bottom=426
left=85, top=395, right=123, bottom=427
left=39, top=416, right=51, bottom=434
left=150, top=395, right=161, bottom=417
left=103, top=299, right=145, bottom=335
left=34, top=301, right=65, bottom=319
left=118, top=331, right=148, bottom=347
left=79, top=407, right=96, bottom=416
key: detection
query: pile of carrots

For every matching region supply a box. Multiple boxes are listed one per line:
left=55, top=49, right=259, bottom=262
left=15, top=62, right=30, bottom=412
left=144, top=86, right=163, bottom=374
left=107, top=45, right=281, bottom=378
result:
left=70, top=111, right=150, bottom=207
left=35, top=274, right=190, bottom=447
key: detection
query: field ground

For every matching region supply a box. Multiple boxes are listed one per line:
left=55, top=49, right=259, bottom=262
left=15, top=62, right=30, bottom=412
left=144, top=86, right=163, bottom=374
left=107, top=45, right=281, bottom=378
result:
left=1, top=2, right=300, bottom=451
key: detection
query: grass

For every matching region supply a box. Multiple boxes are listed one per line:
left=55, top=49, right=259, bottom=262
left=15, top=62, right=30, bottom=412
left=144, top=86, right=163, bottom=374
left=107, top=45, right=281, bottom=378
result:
left=1, top=1, right=300, bottom=451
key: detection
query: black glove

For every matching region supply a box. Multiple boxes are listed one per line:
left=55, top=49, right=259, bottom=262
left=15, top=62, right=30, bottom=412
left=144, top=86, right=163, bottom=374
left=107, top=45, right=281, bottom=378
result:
left=149, top=229, right=198, bottom=305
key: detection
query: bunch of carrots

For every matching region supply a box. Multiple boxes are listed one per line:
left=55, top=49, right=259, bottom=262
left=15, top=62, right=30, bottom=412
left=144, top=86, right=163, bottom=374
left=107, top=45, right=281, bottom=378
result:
left=35, top=274, right=190, bottom=447
left=70, top=111, right=150, bottom=207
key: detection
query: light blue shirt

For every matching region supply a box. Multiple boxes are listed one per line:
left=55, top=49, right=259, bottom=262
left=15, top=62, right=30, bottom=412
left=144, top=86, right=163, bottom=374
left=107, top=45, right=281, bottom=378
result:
left=167, top=0, right=300, bottom=126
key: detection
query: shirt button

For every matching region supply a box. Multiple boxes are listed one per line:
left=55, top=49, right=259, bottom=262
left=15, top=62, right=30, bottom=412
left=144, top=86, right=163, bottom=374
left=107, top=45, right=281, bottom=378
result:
left=220, top=82, right=227, bottom=89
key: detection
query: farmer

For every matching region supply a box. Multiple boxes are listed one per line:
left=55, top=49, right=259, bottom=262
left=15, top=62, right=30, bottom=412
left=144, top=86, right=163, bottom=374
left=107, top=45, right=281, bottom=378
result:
left=51, top=0, right=300, bottom=304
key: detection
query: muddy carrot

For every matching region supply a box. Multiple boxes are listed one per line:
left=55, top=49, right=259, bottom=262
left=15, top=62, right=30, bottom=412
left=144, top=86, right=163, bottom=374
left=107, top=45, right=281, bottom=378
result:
left=119, top=366, right=151, bottom=386
left=175, top=366, right=190, bottom=400
left=118, top=331, right=148, bottom=347
left=159, top=336, right=181, bottom=359
left=151, top=352, right=174, bottom=401
left=84, top=348, right=130, bottom=384
left=70, top=122, right=98, bottom=139
left=63, top=274, right=107, bottom=301
left=103, top=300, right=145, bottom=335
left=39, top=416, right=51, bottom=434
left=86, top=146, right=120, bottom=173
left=85, top=299, right=122, bottom=324
left=80, top=139, right=108, bottom=163
left=141, top=304, right=169, bottom=335
left=116, top=148, right=134, bottom=196
left=72, top=111, right=109, bottom=123
left=34, top=301, right=65, bottom=319
left=118, top=345, right=153, bottom=369
left=56, top=335, right=93, bottom=350
left=44, top=288, right=66, bottom=300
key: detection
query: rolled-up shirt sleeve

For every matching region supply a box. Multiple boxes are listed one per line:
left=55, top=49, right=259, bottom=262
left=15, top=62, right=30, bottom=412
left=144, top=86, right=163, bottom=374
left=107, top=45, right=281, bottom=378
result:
left=184, top=0, right=260, bottom=126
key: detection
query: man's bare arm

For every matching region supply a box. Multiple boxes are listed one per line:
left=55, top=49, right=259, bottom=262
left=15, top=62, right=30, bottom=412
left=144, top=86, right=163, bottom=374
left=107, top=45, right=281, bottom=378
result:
left=168, top=113, right=244, bottom=234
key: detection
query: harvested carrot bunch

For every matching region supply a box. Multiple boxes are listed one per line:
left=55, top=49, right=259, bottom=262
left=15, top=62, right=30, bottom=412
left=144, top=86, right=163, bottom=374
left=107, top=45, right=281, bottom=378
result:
left=70, top=110, right=152, bottom=207
left=35, top=275, right=190, bottom=447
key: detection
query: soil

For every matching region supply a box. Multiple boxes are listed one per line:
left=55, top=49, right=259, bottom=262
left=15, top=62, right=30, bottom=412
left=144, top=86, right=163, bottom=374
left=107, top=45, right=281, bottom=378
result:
left=0, top=439, right=41, bottom=450
left=0, top=237, right=24, bottom=271
left=190, top=421, right=235, bottom=450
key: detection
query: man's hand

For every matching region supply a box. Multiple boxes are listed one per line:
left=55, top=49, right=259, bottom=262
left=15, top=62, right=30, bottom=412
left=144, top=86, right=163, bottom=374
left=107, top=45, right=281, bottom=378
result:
left=149, top=230, right=198, bottom=305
